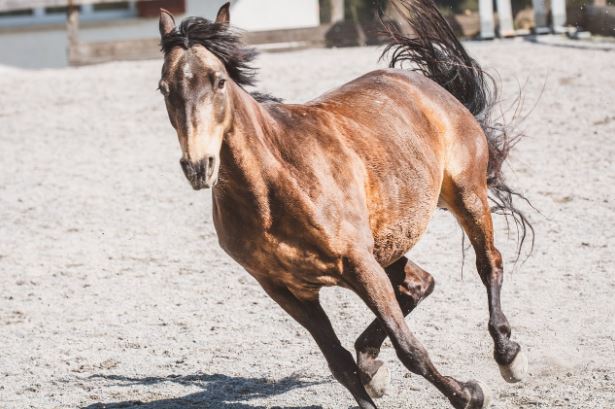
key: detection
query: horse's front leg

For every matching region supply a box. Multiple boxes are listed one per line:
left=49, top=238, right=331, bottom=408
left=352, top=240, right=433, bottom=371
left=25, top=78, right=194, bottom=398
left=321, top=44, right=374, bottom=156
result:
left=346, top=252, right=491, bottom=409
left=355, top=256, right=435, bottom=398
left=257, top=278, right=378, bottom=409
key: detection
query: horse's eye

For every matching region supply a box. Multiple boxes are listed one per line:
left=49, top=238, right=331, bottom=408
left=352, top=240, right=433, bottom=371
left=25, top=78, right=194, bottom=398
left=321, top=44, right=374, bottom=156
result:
left=159, top=82, right=170, bottom=96
left=217, top=79, right=226, bottom=90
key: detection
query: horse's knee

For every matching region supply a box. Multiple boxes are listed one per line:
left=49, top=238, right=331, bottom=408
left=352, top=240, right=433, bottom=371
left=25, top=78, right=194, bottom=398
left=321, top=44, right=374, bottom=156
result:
left=477, top=249, right=503, bottom=282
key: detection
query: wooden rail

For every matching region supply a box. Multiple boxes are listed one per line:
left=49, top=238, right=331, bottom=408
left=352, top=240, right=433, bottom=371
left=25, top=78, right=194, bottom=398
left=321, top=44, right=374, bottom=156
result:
left=69, top=24, right=333, bottom=66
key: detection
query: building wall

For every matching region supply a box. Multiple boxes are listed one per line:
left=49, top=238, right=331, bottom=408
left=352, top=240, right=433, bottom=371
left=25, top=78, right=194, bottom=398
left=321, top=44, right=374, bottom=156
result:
left=186, top=0, right=320, bottom=31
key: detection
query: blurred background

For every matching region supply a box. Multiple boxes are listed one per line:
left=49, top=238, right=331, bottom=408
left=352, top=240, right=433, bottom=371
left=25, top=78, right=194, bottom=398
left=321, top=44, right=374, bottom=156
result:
left=0, top=0, right=613, bottom=69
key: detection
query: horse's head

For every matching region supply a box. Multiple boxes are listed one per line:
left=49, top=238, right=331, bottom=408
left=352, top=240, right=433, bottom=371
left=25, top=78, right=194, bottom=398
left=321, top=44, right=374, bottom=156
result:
left=158, top=4, right=234, bottom=190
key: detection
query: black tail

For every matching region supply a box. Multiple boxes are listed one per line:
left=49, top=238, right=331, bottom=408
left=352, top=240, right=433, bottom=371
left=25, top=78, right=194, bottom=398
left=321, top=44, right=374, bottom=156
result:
left=380, top=0, right=534, bottom=259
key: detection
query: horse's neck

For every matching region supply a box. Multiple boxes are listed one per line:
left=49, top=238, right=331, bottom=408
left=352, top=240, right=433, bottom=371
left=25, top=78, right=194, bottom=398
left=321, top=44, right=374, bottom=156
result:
left=213, top=85, right=281, bottom=227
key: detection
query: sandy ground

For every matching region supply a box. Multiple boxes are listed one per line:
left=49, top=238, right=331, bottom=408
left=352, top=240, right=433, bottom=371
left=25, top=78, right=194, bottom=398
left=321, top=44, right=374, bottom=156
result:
left=1, top=40, right=614, bottom=409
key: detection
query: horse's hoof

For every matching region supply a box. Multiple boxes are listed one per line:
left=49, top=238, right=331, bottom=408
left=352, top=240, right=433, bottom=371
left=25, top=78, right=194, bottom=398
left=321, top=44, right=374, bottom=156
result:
left=364, top=364, right=390, bottom=399
left=498, top=349, right=528, bottom=383
left=463, top=380, right=492, bottom=409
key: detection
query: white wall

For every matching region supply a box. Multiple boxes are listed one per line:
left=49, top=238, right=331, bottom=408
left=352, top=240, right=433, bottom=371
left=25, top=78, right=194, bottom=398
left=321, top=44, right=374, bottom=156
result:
left=186, top=0, right=320, bottom=31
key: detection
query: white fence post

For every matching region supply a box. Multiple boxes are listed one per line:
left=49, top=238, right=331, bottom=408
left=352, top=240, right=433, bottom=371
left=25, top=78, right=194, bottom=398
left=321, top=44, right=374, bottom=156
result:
left=551, top=0, right=567, bottom=32
left=479, top=0, right=495, bottom=38
left=496, top=0, right=515, bottom=37
left=330, top=0, right=344, bottom=23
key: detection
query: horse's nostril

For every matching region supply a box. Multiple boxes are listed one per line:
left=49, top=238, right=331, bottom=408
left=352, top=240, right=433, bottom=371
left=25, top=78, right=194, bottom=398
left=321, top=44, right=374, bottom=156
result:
left=180, top=158, right=190, bottom=173
left=180, top=156, right=217, bottom=188
left=180, top=158, right=198, bottom=178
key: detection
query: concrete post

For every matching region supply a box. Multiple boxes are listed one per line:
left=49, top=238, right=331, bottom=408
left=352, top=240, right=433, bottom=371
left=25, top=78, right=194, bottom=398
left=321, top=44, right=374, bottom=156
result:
left=496, top=0, right=515, bottom=37
left=479, top=0, right=495, bottom=38
left=551, top=0, right=567, bottom=32
left=330, top=0, right=344, bottom=23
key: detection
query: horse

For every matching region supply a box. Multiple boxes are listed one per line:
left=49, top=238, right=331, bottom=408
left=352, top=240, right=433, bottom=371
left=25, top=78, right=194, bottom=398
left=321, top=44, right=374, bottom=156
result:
left=156, top=1, right=532, bottom=408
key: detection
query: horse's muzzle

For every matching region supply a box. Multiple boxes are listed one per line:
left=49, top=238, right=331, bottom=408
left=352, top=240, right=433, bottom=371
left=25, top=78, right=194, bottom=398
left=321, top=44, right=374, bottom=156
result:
left=180, top=156, right=218, bottom=190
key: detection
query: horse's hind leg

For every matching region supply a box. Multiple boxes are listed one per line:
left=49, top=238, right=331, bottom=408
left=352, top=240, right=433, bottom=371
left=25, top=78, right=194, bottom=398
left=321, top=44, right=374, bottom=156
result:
left=346, top=253, right=490, bottom=409
left=257, top=279, right=378, bottom=409
left=442, top=178, right=528, bottom=383
left=355, top=256, right=435, bottom=398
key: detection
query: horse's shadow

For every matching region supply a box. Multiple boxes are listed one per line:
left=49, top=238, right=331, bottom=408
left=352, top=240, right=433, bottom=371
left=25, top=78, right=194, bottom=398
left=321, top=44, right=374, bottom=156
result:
left=82, top=372, right=326, bottom=409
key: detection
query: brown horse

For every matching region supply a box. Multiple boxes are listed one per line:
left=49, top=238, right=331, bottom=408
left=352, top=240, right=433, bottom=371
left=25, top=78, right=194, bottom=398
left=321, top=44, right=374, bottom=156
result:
left=157, top=1, right=532, bottom=408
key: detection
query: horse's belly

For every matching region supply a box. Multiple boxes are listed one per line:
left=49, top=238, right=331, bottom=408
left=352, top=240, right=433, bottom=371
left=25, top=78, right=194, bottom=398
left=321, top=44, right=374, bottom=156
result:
left=370, top=188, right=440, bottom=267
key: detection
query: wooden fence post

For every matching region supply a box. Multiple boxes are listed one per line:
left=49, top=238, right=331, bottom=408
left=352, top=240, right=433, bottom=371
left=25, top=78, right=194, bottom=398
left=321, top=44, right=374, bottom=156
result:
left=67, top=0, right=80, bottom=65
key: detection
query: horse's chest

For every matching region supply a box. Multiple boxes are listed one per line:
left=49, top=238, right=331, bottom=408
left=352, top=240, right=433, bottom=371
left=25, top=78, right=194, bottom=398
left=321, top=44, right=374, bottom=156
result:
left=214, top=207, right=344, bottom=297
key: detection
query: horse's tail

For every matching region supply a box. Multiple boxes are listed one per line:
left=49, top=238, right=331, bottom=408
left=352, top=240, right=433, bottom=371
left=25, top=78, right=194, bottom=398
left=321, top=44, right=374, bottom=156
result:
left=380, top=0, right=534, bottom=259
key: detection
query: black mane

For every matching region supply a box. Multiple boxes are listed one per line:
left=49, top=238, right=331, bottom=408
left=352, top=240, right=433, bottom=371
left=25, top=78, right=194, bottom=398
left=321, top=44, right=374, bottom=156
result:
left=160, top=16, right=281, bottom=102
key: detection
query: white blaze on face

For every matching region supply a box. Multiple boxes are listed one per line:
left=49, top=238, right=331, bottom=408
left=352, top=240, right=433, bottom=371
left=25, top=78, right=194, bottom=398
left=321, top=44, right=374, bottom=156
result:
left=182, top=62, right=193, bottom=81
left=175, top=47, right=230, bottom=185
left=186, top=101, right=225, bottom=161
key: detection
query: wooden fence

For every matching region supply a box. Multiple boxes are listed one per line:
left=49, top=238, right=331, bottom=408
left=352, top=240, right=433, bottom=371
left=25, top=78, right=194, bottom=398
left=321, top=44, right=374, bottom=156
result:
left=70, top=24, right=332, bottom=66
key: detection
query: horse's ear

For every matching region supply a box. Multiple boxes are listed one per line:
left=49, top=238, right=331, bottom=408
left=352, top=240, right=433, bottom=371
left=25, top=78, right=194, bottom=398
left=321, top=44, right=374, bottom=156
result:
left=159, top=8, right=175, bottom=37
left=216, top=2, right=231, bottom=24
